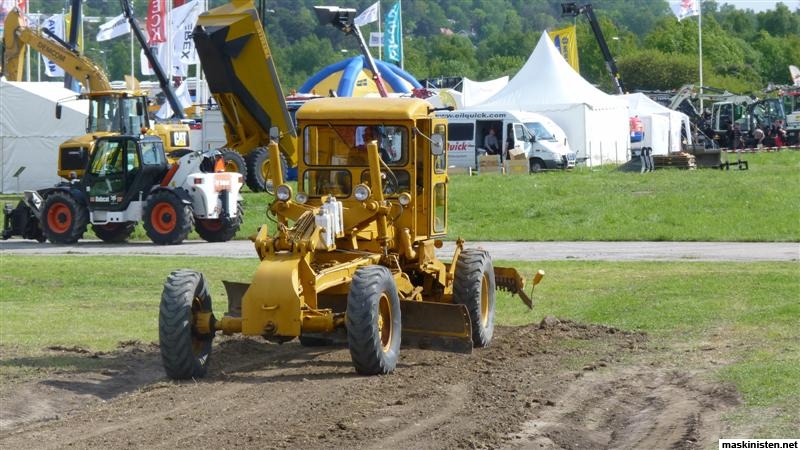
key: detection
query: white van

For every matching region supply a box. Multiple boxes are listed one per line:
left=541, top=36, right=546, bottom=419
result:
left=437, top=110, right=576, bottom=172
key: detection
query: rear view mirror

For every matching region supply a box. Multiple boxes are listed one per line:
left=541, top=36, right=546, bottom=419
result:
left=55, top=104, right=62, bottom=119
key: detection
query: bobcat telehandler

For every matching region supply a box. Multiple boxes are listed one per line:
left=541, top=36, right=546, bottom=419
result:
left=0, top=5, right=191, bottom=181
left=159, top=96, right=543, bottom=378
left=3, top=134, right=243, bottom=245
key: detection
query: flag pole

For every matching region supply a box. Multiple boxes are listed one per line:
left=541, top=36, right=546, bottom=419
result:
left=698, top=4, right=703, bottom=114
left=399, top=0, right=403, bottom=69
left=377, top=3, right=382, bottom=60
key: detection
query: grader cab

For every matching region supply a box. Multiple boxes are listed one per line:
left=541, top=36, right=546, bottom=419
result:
left=159, top=97, right=542, bottom=379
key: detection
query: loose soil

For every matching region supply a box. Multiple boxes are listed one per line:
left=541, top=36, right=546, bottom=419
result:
left=0, top=319, right=739, bottom=449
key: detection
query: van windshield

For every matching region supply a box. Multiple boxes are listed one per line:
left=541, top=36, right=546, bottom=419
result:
left=525, top=122, right=556, bottom=141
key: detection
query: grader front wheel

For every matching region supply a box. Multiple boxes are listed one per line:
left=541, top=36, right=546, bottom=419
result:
left=159, top=270, right=215, bottom=380
left=346, top=265, right=401, bottom=375
left=453, top=249, right=496, bottom=347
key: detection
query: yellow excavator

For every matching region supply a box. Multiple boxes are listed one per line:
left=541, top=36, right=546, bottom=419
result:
left=0, top=6, right=191, bottom=181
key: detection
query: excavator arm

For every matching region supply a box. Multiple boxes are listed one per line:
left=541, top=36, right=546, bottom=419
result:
left=1, top=8, right=111, bottom=92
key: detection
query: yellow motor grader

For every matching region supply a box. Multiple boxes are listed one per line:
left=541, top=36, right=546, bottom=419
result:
left=159, top=96, right=543, bottom=378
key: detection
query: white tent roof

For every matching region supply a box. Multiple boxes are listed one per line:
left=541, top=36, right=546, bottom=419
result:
left=461, top=76, right=508, bottom=108
left=471, top=32, right=630, bottom=165
left=476, top=32, right=627, bottom=111
left=1, top=80, right=88, bottom=193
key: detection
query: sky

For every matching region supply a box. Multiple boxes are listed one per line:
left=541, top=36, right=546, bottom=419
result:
left=720, top=0, right=800, bottom=11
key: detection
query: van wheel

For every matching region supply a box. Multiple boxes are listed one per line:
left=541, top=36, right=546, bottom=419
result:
left=529, top=158, right=545, bottom=173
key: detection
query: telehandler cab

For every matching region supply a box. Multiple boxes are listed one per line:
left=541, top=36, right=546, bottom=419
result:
left=159, top=97, right=543, bottom=378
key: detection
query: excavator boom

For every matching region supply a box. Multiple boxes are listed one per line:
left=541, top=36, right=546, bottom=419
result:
left=1, top=8, right=111, bottom=92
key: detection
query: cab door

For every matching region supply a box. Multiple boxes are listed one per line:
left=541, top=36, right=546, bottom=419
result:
left=429, top=120, right=448, bottom=237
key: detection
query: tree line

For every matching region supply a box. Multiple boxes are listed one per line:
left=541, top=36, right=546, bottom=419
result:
left=21, top=0, right=800, bottom=96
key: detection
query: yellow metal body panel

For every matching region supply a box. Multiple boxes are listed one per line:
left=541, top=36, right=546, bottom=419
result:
left=241, top=253, right=303, bottom=336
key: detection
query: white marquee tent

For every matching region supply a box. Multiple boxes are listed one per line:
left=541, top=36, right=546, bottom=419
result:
left=620, top=92, right=692, bottom=155
left=473, top=32, right=630, bottom=166
left=0, top=80, right=88, bottom=193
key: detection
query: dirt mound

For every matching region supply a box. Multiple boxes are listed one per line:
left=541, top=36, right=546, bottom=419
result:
left=0, top=320, right=739, bottom=449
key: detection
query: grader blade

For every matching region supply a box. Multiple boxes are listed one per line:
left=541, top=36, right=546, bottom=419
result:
left=400, top=300, right=473, bottom=353
left=494, top=267, right=535, bottom=309
left=222, top=280, right=250, bottom=317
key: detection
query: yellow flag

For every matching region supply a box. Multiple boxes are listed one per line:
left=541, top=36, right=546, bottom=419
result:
left=64, top=6, right=84, bottom=52
left=548, top=26, right=579, bottom=72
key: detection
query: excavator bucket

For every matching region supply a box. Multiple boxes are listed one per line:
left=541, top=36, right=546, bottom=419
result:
left=400, top=300, right=473, bottom=353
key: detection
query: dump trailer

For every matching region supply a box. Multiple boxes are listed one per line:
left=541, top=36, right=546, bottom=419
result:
left=3, top=134, right=243, bottom=245
left=192, top=0, right=299, bottom=192
left=159, top=97, right=543, bottom=379
left=0, top=6, right=192, bottom=180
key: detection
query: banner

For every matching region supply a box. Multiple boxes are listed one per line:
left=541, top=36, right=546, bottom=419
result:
left=383, top=1, right=402, bottom=64
left=147, top=0, right=166, bottom=43
left=41, top=14, right=65, bottom=77
left=369, top=32, right=383, bottom=48
left=141, top=0, right=201, bottom=77
left=549, top=26, right=579, bottom=72
left=671, top=0, right=700, bottom=21
left=97, top=14, right=130, bottom=42
left=354, top=1, right=379, bottom=27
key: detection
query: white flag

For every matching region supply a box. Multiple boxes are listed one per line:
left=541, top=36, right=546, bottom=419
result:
left=790, top=65, right=800, bottom=87
left=156, top=81, right=193, bottom=119
left=170, top=0, right=201, bottom=67
left=96, top=14, right=131, bottom=42
left=671, top=0, right=700, bottom=21
left=140, top=43, right=170, bottom=76
left=369, top=31, right=383, bottom=47
left=354, top=1, right=379, bottom=26
left=41, top=14, right=65, bottom=77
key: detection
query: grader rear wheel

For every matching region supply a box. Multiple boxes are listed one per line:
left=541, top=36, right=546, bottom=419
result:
left=346, top=265, right=401, bottom=375
left=159, top=270, right=215, bottom=380
left=453, top=249, right=496, bottom=347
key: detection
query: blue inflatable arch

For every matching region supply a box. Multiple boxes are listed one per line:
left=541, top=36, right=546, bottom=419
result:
left=299, top=55, right=421, bottom=97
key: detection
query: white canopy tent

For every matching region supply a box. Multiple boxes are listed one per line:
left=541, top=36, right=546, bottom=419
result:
left=461, top=76, right=508, bottom=108
left=620, top=92, right=692, bottom=155
left=1, top=80, right=89, bottom=193
left=472, top=32, right=630, bottom=166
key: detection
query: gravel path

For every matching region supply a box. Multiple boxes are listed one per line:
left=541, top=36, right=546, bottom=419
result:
left=1, top=239, right=797, bottom=261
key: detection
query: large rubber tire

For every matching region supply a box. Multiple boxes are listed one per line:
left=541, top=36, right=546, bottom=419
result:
left=92, top=222, right=136, bottom=243
left=194, top=203, right=242, bottom=242
left=159, top=270, right=214, bottom=380
left=453, top=249, right=496, bottom=347
left=245, top=147, right=287, bottom=192
left=143, top=190, right=193, bottom=245
left=346, top=265, right=401, bottom=375
left=221, top=150, right=247, bottom=180
left=42, top=191, right=88, bottom=244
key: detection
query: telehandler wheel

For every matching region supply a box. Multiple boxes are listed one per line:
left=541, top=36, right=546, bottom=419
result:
left=453, top=249, right=496, bottom=347
left=195, top=203, right=243, bottom=242
left=42, top=191, right=88, bottom=244
left=159, top=270, right=215, bottom=380
left=246, top=147, right=287, bottom=192
left=92, top=222, right=136, bottom=243
left=221, top=150, right=247, bottom=180
left=346, top=265, right=401, bottom=375
left=143, top=190, right=193, bottom=245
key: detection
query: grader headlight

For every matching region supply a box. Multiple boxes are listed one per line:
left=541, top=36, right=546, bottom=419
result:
left=295, top=191, right=309, bottom=204
left=398, top=192, right=411, bottom=206
left=276, top=184, right=292, bottom=201
left=354, top=184, right=372, bottom=201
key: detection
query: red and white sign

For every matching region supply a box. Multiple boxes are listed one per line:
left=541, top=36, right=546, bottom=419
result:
left=147, top=0, right=166, bottom=43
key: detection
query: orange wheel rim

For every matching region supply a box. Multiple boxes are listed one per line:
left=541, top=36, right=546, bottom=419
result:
left=378, top=293, right=392, bottom=352
left=151, top=202, right=176, bottom=233
left=47, top=203, right=72, bottom=234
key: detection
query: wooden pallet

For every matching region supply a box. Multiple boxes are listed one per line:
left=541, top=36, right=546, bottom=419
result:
left=653, top=153, right=697, bottom=170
